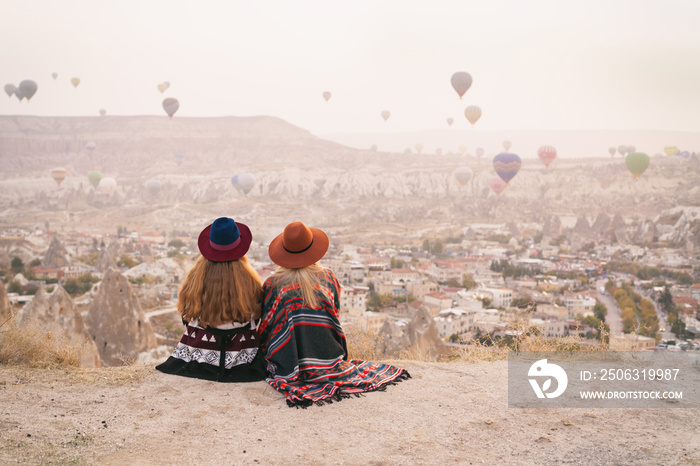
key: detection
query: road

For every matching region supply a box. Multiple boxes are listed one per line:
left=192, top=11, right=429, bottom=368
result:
left=595, top=279, right=624, bottom=337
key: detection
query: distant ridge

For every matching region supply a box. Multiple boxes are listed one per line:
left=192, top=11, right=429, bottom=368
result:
left=323, top=128, right=700, bottom=159
left=0, top=115, right=359, bottom=175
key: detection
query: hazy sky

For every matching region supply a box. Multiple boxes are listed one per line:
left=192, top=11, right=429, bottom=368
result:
left=1, top=0, right=699, bottom=135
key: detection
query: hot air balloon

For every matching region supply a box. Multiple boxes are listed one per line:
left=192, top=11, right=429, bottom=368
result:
left=162, top=98, right=179, bottom=119
left=71, top=77, right=80, bottom=88
left=322, top=91, right=331, bottom=102
left=608, top=147, right=616, bottom=157
left=625, top=152, right=650, bottom=179
left=447, top=117, right=454, bottom=127
left=493, top=153, right=521, bottom=183
left=490, top=176, right=508, bottom=195
left=157, top=82, right=170, bottom=93
left=51, top=167, right=67, bottom=186
left=87, top=171, right=102, bottom=188
left=680, top=150, right=690, bottom=158
left=14, top=87, right=25, bottom=101
left=617, top=145, right=627, bottom=157
left=458, top=145, right=467, bottom=155
left=464, top=105, right=482, bottom=126
left=454, top=166, right=473, bottom=186
left=85, top=142, right=96, bottom=151
left=415, top=143, right=424, bottom=154
left=174, top=153, right=185, bottom=165
left=476, top=148, right=484, bottom=158
left=664, top=145, right=679, bottom=157
left=4, top=84, right=15, bottom=97
left=538, top=145, right=557, bottom=168
left=51, top=72, right=57, bottom=80
left=450, top=72, right=472, bottom=99
left=99, top=108, right=106, bottom=116
left=626, top=145, right=635, bottom=154
left=231, top=173, right=256, bottom=195
left=98, top=177, right=117, bottom=196
left=381, top=110, right=390, bottom=122
left=502, top=140, right=512, bottom=151
left=146, top=179, right=161, bottom=195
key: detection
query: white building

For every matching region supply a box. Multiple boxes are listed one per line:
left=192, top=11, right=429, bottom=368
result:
left=434, top=308, right=475, bottom=339
left=340, top=285, right=369, bottom=314
left=476, top=287, right=513, bottom=309
left=563, top=295, right=596, bottom=318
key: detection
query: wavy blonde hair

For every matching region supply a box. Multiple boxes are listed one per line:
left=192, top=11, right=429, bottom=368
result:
left=271, top=263, right=325, bottom=309
left=179, top=255, right=262, bottom=327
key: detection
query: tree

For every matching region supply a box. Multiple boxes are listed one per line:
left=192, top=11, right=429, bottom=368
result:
left=658, top=286, right=674, bottom=314
left=10, top=257, right=24, bottom=275
left=594, top=302, right=608, bottom=322
left=462, top=273, right=477, bottom=290
left=168, top=239, right=186, bottom=249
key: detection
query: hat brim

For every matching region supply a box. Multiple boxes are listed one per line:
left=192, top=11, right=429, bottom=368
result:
left=268, top=227, right=329, bottom=269
left=198, top=222, right=252, bottom=262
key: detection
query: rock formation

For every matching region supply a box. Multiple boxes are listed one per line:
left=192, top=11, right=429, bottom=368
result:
left=106, top=238, right=122, bottom=257
left=377, top=319, right=410, bottom=358
left=542, top=215, right=562, bottom=238
left=0, top=282, right=10, bottom=321
left=84, top=269, right=156, bottom=366
left=572, top=215, right=591, bottom=238
left=404, top=307, right=444, bottom=357
left=14, top=286, right=101, bottom=367
left=632, top=219, right=658, bottom=244
left=43, top=236, right=69, bottom=268
left=95, top=249, right=117, bottom=273
left=591, top=213, right=611, bottom=234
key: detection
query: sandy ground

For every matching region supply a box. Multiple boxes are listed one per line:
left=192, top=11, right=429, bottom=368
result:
left=0, top=360, right=698, bottom=465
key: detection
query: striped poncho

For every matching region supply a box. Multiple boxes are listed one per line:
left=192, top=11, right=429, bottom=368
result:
left=258, top=268, right=409, bottom=407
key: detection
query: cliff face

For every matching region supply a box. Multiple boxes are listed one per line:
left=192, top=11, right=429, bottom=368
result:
left=14, top=286, right=101, bottom=367
left=84, top=269, right=156, bottom=366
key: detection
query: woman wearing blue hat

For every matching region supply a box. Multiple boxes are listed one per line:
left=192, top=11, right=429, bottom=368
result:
left=156, top=217, right=267, bottom=382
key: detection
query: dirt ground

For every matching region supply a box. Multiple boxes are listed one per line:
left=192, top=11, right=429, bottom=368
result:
left=0, top=360, right=698, bottom=465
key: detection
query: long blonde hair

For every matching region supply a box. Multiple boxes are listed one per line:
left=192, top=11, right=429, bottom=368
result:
left=271, top=263, right=325, bottom=309
left=179, top=255, right=262, bottom=327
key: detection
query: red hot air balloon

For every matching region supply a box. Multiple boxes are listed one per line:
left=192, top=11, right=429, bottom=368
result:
left=490, top=176, right=507, bottom=195
left=537, top=145, right=557, bottom=168
left=450, top=72, right=472, bottom=99
left=322, top=91, right=331, bottom=102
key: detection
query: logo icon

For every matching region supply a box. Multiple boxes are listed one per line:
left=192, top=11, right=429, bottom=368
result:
left=528, top=359, right=568, bottom=399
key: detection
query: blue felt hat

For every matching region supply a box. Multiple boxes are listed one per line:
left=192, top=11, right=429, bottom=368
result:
left=198, top=217, right=252, bottom=262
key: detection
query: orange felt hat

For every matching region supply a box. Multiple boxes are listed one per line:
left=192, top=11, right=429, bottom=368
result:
left=268, top=221, right=329, bottom=269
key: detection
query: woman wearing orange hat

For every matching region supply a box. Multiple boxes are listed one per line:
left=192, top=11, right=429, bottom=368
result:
left=259, top=221, right=409, bottom=407
left=156, top=217, right=267, bottom=382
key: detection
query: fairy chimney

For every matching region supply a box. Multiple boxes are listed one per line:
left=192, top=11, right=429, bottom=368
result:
left=43, top=236, right=69, bottom=268
left=84, top=269, right=156, bottom=366
left=15, top=286, right=101, bottom=367
left=95, top=248, right=118, bottom=274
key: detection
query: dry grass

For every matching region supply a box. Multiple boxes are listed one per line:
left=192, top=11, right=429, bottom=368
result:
left=0, top=318, right=85, bottom=369
left=345, top=325, right=382, bottom=361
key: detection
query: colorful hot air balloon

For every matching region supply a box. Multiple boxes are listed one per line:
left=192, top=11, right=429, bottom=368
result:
left=664, top=145, right=679, bottom=157
left=19, top=80, right=37, bottom=101
left=464, top=105, right=482, bottom=126
left=87, top=171, right=102, bottom=188
left=493, top=153, right=522, bottom=183
left=625, top=152, right=650, bottom=179
left=490, top=176, right=508, bottom=195
left=231, top=173, right=256, bottom=195
left=85, top=141, right=96, bottom=151
left=71, top=77, right=80, bottom=88
left=381, top=110, right=390, bottom=122
left=608, top=147, right=616, bottom=157
left=454, top=166, right=473, bottom=186
left=415, top=143, right=424, bottom=154
left=51, top=167, right=67, bottom=186
left=162, top=98, right=179, bottom=119
left=458, top=145, right=467, bottom=155
left=157, top=82, right=170, bottom=93
left=476, top=148, right=484, bottom=158
left=99, top=108, right=106, bottom=116
left=322, top=91, right=331, bottom=102
left=538, top=145, right=557, bottom=168
left=447, top=117, right=454, bottom=127
left=617, top=145, right=627, bottom=157
left=4, top=84, right=15, bottom=97
left=146, top=179, right=161, bottom=195
left=502, top=140, right=512, bottom=151
left=174, top=153, right=185, bottom=165
left=450, top=72, right=472, bottom=99
left=98, top=177, right=117, bottom=196
left=51, top=72, right=57, bottom=80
